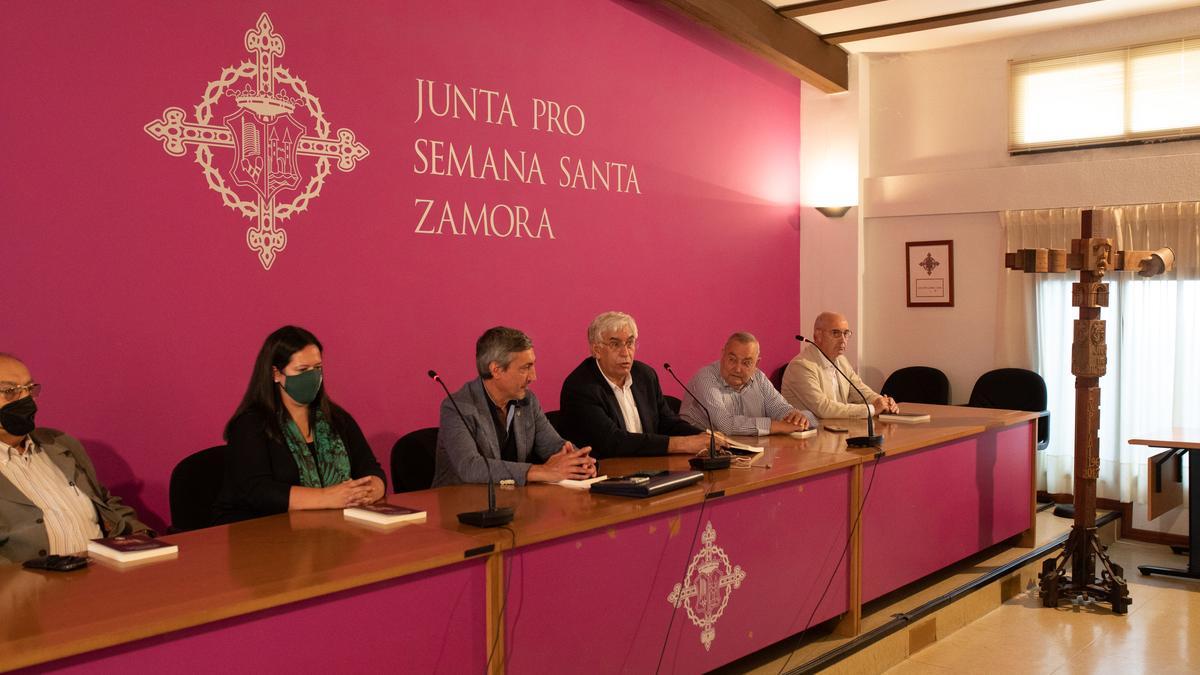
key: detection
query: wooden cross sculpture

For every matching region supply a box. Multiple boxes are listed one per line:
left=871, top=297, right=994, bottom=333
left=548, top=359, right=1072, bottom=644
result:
left=1005, top=208, right=1175, bottom=614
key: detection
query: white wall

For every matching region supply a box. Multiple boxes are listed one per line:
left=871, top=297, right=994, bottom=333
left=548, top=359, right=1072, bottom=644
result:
left=857, top=6, right=1200, bottom=395
left=799, top=56, right=867, bottom=366
left=800, top=7, right=1200, bottom=533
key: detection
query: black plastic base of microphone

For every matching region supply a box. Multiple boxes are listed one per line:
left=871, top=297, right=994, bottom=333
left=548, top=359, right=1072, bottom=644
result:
left=689, top=454, right=732, bottom=471
left=846, top=435, right=884, bottom=449
left=457, top=507, right=515, bottom=528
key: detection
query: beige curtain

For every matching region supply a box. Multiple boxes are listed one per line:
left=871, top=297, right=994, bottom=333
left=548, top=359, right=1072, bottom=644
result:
left=996, top=208, right=1083, bottom=372
left=1000, top=202, right=1200, bottom=502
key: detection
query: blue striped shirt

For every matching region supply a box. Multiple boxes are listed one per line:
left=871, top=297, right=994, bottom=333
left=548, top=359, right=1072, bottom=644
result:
left=680, top=362, right=815, bottom=436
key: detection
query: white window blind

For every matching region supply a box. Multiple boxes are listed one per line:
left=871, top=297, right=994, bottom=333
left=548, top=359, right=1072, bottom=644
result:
left=1010, top=37, right=1200, bottom=152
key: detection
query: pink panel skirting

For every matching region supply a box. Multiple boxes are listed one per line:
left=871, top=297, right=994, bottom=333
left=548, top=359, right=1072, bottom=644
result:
left=504, top=469, right=852, bottom=673
left=861, top=423, right=1034, bottom=602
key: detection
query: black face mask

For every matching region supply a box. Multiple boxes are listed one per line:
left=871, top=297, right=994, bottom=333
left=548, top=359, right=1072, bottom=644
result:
left=0, top=396, right=37, bottom=438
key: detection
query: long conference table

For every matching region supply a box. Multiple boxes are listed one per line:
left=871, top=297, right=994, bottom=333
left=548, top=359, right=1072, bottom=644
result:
left=1, top=404, right=1038, bottom=673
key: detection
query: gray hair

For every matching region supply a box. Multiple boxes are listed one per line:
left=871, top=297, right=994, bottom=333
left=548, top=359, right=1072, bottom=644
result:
left=587, top=311, right=638, bottom=345
left=475, top=327, right=533, bottom=379
left=724, top=332, right=757, bottom=348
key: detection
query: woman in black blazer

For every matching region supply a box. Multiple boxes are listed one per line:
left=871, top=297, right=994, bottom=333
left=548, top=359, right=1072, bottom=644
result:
left=212, top=326, right=385, bottom=524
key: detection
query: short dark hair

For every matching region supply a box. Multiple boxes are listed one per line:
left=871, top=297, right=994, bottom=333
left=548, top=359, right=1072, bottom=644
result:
left=224, top=325, right=347, bottom=443
left=476, top=327, right=533, bottom=379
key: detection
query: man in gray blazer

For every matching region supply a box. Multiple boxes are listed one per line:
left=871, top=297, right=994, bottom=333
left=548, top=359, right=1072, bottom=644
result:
left=1, top=354, right=151, bottom=564
left=432, top=327, right=596, bottom=487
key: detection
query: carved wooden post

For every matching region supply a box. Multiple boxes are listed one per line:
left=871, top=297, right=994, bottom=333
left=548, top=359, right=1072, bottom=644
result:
left=1069, top=212, right=1108, bottom=588
left=1006, top=208, right=1173, bottom=614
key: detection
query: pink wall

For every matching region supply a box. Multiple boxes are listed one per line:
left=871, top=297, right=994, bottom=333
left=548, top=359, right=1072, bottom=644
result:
left=1, top=1, right=802, bottom=528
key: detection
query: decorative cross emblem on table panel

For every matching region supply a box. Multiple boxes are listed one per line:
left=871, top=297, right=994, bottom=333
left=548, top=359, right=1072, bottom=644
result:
left=144, top=13, right=369, bottom=270
left=667, top=521, right=747, bottom=650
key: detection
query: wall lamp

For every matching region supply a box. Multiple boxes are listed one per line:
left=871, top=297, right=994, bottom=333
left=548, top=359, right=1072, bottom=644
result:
left=815, top=206, right=852, bottom=218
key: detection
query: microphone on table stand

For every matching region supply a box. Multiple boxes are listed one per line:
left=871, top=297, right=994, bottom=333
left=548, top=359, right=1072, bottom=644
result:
left=793, top=336, right=883, bottom=451
left=428, top=370, right=514, bottom=527
left=663, top=362, right=730, bottom=471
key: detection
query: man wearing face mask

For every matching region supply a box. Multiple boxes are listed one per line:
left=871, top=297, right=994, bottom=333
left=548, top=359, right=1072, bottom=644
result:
left=0, top=353, right=151, bottom=564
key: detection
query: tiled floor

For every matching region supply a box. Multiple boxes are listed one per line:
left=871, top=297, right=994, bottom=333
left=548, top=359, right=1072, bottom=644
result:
left=718, top=510, right=1084, bottom=674
left=884, top=539, right=1200, bottom=674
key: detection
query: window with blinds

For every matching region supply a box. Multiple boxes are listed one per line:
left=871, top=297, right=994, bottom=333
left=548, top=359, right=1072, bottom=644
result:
left=1010, top=37, right=1200, bottom=153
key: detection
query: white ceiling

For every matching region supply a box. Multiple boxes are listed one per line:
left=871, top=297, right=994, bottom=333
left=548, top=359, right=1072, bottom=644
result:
left=764, top=0, right=1200, bottom=53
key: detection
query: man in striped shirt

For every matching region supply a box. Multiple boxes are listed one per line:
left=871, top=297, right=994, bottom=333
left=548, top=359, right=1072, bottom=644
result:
left=680, top=333, right=815, bottom=436
left=0, top=354, right=150, bottom=564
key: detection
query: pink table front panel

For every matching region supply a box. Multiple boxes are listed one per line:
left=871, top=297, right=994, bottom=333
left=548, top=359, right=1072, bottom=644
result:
left=24, top=559, right=488, bottom=674
left=503, top=469, right=851, bottom=674
left=861, top=423, right=1034, bottom=602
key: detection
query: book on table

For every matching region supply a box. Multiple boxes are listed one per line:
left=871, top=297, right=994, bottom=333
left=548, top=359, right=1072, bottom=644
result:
left=87, top=534, right=178, bottom=563
left=878, top=412, right=931, bottom=424
left=555, top=475, right=609, bottom=489
left=725, top=439, right=764, bottom=455
left=343, top=503, right=427, bottom=526
left=789, top=428, right=818, bottom=439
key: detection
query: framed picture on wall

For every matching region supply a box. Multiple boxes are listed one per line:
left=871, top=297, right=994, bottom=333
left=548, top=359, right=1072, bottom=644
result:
left=906, top=240, right=954, bottom=307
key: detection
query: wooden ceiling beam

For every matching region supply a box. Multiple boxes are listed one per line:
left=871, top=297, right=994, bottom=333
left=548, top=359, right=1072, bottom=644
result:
left=823, top=0, right=1102, bottom=45
left=777, top=0, right=889, bottom=18
left=657, top=0, right=849, bottom=92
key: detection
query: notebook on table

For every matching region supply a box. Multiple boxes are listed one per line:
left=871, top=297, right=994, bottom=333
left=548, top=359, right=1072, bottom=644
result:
left=589, top=470, right=703, bottom=498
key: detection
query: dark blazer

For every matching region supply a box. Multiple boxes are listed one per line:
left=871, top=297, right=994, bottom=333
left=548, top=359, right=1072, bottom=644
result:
left=432, top=378, right=564, bottom=487
left=212, top=408, right=386, bottom=525
left=1, top=428, right=150, bottom=565
left=560, top=358, right=702, bottom=458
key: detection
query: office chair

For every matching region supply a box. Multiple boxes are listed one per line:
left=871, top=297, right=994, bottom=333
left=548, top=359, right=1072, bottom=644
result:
left=390, top=427, right=439, bottom=493
left=168, top=445, right=228, bottom=532
left=881, top=366, right=951, bottom=405
left=664, top=395, right=682, bottom=415
left=967, top=368, right=1050, bottom=451
left=543, top=409, right=567, bottom=438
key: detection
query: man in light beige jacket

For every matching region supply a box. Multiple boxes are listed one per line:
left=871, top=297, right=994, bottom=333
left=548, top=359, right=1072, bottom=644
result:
left=781, top=312, right=899, bottom=419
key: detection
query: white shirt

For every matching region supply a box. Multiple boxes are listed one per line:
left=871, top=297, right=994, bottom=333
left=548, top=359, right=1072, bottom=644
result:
left=598, top=360, right=643, bottom=433
left=0, top=437, right=102, bottom=555
left=822, top=360, right=844, bottom=403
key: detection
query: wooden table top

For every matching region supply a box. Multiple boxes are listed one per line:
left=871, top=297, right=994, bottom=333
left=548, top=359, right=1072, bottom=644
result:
left=1128, top=429, right=1200, bottom=450
left=0, top=403, right=1036, bottom=671
left=0, top=511, right=491, bottom=672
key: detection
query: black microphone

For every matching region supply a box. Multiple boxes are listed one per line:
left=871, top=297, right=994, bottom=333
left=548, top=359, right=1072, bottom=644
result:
left=663, top=363, right=730, bottom=471
left=428, top=370, right=514, bottom=527
left=794, top=336, right=883, bottom=450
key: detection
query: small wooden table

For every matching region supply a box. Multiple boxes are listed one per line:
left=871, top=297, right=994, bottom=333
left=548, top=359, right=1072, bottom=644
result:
left=1129, top=430, right=1199, bottom=581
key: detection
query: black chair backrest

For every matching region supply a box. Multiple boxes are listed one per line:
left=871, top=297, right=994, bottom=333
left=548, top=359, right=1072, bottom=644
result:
left=769, top=364, right=787, bottom=391
left=881, top=366, right=950, bottom=405
left=664, top=395, right=682, bottom=415
left=544, top=409, right=567, bottom=438
left=968, top=368, right=1050, bottom=450
left=169, top=445, right=228, bottom=532
left=391, top=427, right=439, bottom=493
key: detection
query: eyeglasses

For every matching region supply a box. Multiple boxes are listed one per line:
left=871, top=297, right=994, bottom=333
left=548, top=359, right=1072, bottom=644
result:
left=601, top=338, right=637, bottom=351
left=0, top=383, right=41, bottom=403
left=825, top=329, right=853, bottom=340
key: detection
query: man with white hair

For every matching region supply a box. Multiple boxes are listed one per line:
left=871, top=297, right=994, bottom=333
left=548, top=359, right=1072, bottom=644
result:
left=782, top=312, right=898, bottom=419
left=681, top=332, right=815, bottom=436
left=560, top=312, right=713, bottom=458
